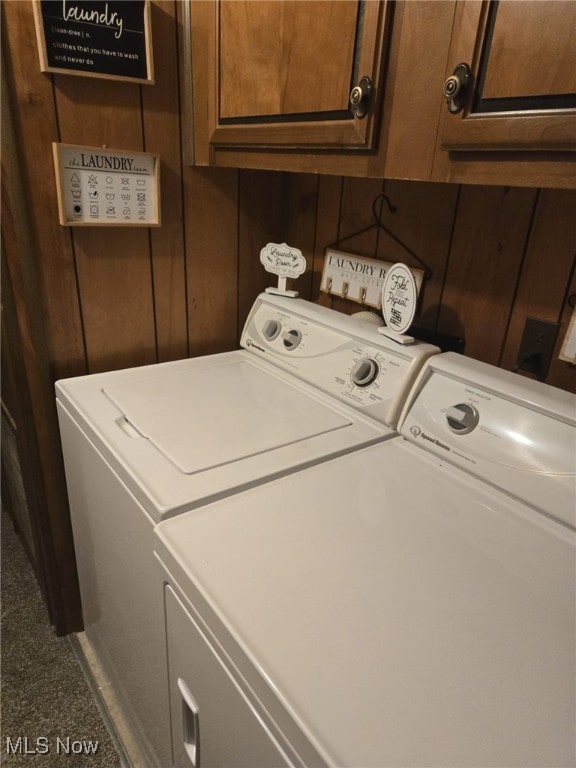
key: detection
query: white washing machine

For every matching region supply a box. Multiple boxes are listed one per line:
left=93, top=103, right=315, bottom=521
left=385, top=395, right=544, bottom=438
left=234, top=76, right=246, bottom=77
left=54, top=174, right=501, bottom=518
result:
left=56, top=293, right=438, bottom=767
left=154, top=352, right=575, bottom=768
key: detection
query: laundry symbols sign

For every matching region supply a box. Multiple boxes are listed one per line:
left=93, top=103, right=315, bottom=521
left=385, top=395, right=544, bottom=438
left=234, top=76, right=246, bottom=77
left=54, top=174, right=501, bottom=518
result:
left=52, top=142, right=160, bottom=227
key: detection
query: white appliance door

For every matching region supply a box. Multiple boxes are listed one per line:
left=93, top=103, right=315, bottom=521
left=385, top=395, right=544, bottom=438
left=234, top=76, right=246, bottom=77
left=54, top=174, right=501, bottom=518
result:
left=155, top=440, right=575, bottom=768
left=165, top=585, right=296, bottom=768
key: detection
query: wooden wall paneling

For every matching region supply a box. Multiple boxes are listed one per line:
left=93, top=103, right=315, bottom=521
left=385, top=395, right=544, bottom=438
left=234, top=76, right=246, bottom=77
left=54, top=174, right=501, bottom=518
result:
left=334, top=177, right=385, bottom=256
left=54, top=76, right=157, bottom=373
left=1, top=270, right=39, bottom=566
left=437, top=185, right=537, bottom=364
left=550, top=263, right=576, bottom=393
left=283, top=174, right=319, bottom=299
left=499, top=189, right=576, bottom=389
left=311, top=175, right=344, bottom=306
left=177, top=0, right=240, bottom=358
left=2, top=250, right=57, bottom=621
left=331, top=177, right=385, bottom=315
left=237, top=170, right=286, bottom=325
left=1, top=1, right=86, bottom=380
left=375, top=180, right=459, bottom=329
left=184, top=167, right=239, bottom=355
left=54, top=73, right=144, bottom=148
left=142, top=0, right=188, bottom=363
left=72, top=230, right=158, bottom=372
left=1, top=77, right=82, bottom=632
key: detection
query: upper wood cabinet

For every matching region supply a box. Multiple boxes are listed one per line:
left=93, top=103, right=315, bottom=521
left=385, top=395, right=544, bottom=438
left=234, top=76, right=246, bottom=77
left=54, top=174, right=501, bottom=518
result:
left=191, top=0, right=392, bottom=153
left=439, top=0, right=576, bottom=151
left=184, top=1, right=575, bottom=186
left=185, top=1, right=455, bottom=178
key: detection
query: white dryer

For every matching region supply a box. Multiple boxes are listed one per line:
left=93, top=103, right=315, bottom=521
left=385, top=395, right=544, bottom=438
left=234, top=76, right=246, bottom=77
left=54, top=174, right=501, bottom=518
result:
left=56, top=293, right=438, bottom=767
left=154, top=353, right=575, bottom=768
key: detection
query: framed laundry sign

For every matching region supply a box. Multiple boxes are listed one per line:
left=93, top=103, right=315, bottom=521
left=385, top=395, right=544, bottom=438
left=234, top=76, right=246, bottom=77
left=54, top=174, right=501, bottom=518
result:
left=52, top=143, right=160, bottom=227
left=33, top=0, right=154, bottom=83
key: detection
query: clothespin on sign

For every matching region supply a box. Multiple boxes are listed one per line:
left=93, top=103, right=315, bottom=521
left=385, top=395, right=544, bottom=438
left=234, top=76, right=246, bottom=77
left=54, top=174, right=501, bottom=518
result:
left=260, top=243, right=306, bottom=298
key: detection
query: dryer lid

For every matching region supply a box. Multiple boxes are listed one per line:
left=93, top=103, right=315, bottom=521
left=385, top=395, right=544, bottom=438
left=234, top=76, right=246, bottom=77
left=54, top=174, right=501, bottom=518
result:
left=103, top=359, right=351, bottom=474
left=155, top=439, right=575, bottom=767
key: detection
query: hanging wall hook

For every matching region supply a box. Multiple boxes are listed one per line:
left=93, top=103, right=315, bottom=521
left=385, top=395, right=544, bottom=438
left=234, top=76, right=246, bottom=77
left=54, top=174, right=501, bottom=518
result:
left=324, top=190, right=432, bottom=281
left=373, top=192, right=397, bottom=217
left=372, top=191, right=432, bottom=280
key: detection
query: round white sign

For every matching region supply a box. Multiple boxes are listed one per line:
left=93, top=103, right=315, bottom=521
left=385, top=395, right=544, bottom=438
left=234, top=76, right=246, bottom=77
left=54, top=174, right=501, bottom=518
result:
left=381, top=263, right=417, bottom=334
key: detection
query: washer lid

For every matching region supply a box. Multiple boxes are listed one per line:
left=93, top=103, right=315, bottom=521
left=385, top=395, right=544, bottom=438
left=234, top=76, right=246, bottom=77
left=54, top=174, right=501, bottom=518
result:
left=57, top=352, right=391, bottom=519
left=103, top=360, right=351, bottom=474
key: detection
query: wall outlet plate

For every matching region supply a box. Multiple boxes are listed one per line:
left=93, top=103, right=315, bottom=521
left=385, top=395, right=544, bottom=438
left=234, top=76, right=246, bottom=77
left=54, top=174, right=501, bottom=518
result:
left=516, top=317, right=560, bottom=381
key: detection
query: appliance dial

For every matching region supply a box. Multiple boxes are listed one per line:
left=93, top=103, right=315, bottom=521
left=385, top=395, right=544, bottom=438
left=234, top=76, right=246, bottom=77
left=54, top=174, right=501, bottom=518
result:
left=262, top=319, right=282, bottom=341
left=351, top=358, right=379, bottom=388
left=445, top=403, right=479, bottom=434
left=282, top=328, right=302, bottom=351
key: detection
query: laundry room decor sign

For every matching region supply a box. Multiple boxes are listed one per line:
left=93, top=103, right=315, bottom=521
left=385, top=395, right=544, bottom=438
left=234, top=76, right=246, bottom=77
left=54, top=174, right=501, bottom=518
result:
left=380, top=262, right=418, bottom=334
left=260, top=242, right=306, bottom=298
left=33, top=0, right=154, bottom=83
left=52, top=143, right=160, bottom=226
left=321, top=249, right=423, bottom=308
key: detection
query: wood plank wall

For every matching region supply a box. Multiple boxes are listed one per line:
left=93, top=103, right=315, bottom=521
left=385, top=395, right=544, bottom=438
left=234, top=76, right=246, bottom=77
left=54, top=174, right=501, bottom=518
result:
left=3, top=0, right=576, bottom=392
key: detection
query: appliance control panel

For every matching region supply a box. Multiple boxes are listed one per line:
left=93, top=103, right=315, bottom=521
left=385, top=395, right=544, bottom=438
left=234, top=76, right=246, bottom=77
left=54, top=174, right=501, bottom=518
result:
left=241, top=294, right=438, bottom=427
left=399, top=352, right=576, bottom=528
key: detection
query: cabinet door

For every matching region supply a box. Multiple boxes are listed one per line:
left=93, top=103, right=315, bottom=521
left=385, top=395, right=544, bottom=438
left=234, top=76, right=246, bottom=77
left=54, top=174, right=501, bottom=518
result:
left=205, top=0, right=391, bottom=150
left=165, top=585, right=297, bottom=768
left=440, top=0, right=576, bottom=151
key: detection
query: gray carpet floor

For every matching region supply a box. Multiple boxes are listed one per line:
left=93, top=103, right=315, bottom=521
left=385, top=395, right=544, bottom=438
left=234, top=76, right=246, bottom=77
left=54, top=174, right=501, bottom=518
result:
left=1, top=509, right=124, bottom=766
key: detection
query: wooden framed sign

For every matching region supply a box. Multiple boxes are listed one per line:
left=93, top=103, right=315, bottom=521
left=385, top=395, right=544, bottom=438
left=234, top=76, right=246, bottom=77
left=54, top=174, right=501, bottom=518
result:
left=52, top=143, right=160, bottom=227
left=33, top=1, right=154, bottom=83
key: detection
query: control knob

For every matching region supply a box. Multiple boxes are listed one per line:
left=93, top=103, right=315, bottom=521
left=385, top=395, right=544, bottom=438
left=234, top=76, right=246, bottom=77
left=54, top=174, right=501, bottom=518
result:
left=282, top=328, right=302, bottom=351
left=351, top=358, right=379, bottom=388
left=262, top=319, right=282, bottom=341
left=445, top=403, right=479, bottom=434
